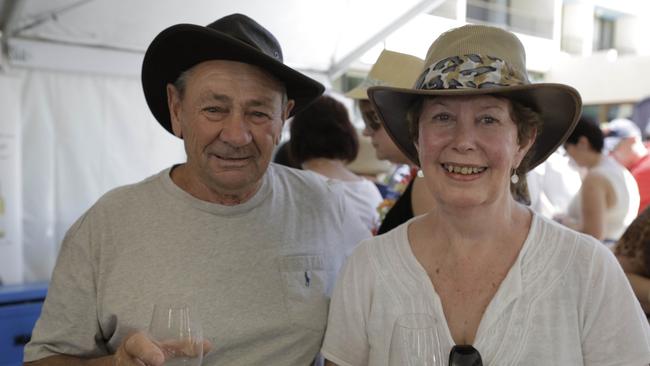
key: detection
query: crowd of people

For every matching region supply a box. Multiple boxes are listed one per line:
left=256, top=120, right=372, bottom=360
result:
left=23, top=12, right=650, bottom=366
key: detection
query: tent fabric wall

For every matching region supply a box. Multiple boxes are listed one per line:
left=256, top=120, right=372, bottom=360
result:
left=0, top=73, right=23, bottom=285
left=17, top=68, right=185, bottom=281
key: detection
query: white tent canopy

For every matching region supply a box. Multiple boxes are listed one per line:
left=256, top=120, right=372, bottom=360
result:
left=3, top=0, right=450, bottom=79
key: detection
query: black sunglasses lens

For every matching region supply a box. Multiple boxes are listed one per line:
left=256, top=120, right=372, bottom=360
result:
left=449, top=345, right=483, bottom=366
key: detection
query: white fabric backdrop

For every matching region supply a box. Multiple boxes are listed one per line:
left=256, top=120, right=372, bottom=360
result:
left=0, top=74, right=23, bottom=285
left=17, top=68, right=185, bottom=281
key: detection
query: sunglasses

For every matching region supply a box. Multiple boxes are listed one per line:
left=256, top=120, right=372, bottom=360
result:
left=361, top=109, right=382, bottom=131
left=449, top=345, right=483, bottom=366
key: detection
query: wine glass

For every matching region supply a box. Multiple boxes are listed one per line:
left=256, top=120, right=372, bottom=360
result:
left=388, top=313, right=444, bottom=366
left=149, top=302, right=204, bottom=366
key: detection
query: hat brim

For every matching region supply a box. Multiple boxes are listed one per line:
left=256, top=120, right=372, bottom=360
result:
left=142, top=24, right=325, bottom=135
left=367, top=84, right=582, bottom=171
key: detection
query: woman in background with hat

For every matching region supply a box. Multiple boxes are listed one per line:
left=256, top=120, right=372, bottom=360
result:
left=321, top=25, right=650, bottom=365
left=345, top=50, right=436, bottom=234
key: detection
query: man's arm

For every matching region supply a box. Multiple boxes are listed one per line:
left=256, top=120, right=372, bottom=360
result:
left=24, top=355, right=112, bottom=366
left=24, top=332, right=166, bottom=366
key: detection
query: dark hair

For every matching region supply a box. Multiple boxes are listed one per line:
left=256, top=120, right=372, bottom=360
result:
left=405, top=96, right=543, bottom=201
left=289, top=95, right=359, bottom=164
left=564, top=115, right=604, bottom=153
left=273, top=141, right=301, bottom=169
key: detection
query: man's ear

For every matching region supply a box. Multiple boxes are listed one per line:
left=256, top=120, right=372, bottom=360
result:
left=167, top=83, right=183, bottom=138
left=282, top=99, right=296, bottom=121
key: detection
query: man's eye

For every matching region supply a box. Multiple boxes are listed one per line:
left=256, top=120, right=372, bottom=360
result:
left=203, top=107, right=225, bottom=113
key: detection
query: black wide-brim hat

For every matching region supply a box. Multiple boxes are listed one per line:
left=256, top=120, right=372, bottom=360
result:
left=142, top=13, right=325, bottom=136
left=368, top=25, right=582, bottom=171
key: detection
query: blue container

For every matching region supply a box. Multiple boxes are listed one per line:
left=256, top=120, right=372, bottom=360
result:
left=0, top=282, right=48, bottom=366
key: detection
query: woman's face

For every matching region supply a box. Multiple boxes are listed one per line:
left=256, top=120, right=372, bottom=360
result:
left=359, top=100, right=411, bottom=165
left=416, top=95, right=533, bottom=208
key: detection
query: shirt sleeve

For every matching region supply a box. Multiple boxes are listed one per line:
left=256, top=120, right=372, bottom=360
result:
left=23, top=208, right=108, bottom=362
left=330, top=179, right=372, bottom=257
left=321, top=242, right=375, bottom=366
left=581, top=242, right=650, bottom=365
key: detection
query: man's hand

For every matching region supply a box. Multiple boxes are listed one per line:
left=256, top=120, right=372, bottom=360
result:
left=113, top=332, right=213, bottom=366
left=113, top=332, right=164, bottom=366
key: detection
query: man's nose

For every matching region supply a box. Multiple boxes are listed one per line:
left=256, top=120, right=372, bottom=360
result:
left=219, top=113, right=253, bottom=147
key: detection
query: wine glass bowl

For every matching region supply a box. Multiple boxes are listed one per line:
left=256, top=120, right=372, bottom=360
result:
left=149, top=302, right=204, bottom=366
left=388, top=313, right=444, bottom=366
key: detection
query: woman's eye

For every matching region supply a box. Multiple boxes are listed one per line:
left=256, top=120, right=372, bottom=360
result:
left=480, top=116, right=498, bottom=124
left=432, top=113, right=451, bottom=121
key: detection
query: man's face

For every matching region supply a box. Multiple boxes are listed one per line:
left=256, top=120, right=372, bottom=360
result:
left=167, top=60, right=294, bottom=203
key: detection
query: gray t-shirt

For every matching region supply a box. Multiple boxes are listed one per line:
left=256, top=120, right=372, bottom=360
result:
left=24, top=164, right=370, bottom=365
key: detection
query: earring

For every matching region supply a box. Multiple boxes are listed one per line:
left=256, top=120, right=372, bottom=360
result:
left=510, top=171, right=519, bottom=184
left=417, top=170, right=424, bottom=178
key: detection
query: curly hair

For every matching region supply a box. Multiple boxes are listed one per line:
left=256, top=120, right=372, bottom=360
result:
left=615, top=206, right=650, bottom=276
left=289, top=95, right=359, bottom=164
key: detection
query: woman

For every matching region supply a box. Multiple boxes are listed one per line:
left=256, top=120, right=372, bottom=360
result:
left=346, top=50, right=435, bottom=234
left=290, top=95, right=382, bottom=233
left=559, top=116, right=640, bottom=244
left=615, top=206, right=650, bottom=314
left=321, top=25, right=650, bottom=365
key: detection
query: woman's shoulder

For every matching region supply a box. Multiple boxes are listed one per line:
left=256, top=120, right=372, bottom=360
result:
left=348, top=222, right=411, bottom=267
left=530, top=213, right=614, bottom=273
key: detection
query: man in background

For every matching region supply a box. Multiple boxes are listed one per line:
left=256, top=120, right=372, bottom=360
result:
left=604, top=118, right=650, bottom=213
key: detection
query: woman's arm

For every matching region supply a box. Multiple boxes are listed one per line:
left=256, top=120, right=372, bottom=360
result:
left=625, top=273, right=650, bottom=313
left=579, top=174, right=608, bottom=240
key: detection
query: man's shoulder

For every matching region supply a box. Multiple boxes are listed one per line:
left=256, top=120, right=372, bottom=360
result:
left=94, top=169, right=167, bottom=208
left=270, top=163, right=343, bottom=197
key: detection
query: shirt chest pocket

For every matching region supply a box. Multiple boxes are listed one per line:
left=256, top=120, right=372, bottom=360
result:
left=279, top=255, right=330, bottom=332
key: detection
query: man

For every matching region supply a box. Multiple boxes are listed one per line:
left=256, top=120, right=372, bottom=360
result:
left=23, top=14, right=369, bottom=366
left=604, top=118, right=650, bottom=213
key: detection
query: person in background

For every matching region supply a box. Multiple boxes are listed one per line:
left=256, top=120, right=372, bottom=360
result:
left=290, top=95, right=383, bottom=234
left=603, top=117, right=650, bottom=213
left=322, top=24, right=650, bottom=365
left=526, top=147, right=582, bottom=219
left=272, top=140, right=301, bottom=169
left=345, top=49, right=435, bottom=234
left=23, top=14, right=369, bottom=366
left=559, top=116, right=640, bottom=245
left=615, top=206, right=650, bottom=314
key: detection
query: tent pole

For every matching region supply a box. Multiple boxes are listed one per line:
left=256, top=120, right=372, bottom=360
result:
left=0, top=0, right=25, bottom=69
left=327, top=0, right=446, bottom=81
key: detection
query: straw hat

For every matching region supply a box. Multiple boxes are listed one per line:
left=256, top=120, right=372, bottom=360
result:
left=142, top=13, right=324, bottom=136
left=367, top=24, right=582, bottom=170
left=345, top=50, right=424, bottom=100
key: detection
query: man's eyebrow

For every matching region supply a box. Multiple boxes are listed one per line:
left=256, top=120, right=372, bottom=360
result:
left=245, top=97, right=276, bottom=108
left=198, top=92, right=231, bottom=103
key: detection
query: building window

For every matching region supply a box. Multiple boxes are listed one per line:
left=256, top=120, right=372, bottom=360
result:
left=593, top=15, right=615, bottom=51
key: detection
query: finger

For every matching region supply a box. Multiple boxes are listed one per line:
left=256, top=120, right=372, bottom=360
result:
left=124, top=332, right=165, bottom=366
left=202, top=339, right=213, bottom=355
